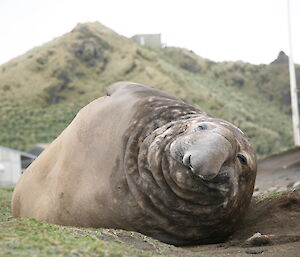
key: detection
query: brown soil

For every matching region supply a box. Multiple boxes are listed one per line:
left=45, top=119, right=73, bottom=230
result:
left=185, top=189, right=300, bottom=257
left=183, top=147, right=300, bottom=257
left=255, top=147, right=300, bottom=192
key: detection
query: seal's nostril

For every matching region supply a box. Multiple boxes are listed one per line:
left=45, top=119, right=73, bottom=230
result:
left=188, top=155, right=192, bottom=169
left=183, top=154, right=192, bottom=168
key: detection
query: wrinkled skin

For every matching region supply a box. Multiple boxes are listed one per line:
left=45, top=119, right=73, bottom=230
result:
left=12, top=82, right=257, bottom=246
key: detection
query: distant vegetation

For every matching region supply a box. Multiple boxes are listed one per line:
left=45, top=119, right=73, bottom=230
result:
left=0, top=22, right=299, bottom=157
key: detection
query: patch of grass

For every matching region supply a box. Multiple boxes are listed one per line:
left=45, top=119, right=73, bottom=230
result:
left=1, top=218, right=137, bottom=257
left=0, top=188, right=205, bottom=257
left=255, top=189, right=294, bottom=204
left=0, top=187, right=13, bottom=222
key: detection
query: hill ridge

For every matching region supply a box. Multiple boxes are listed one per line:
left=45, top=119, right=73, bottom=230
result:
left=0, top=21, right=299, bottom=157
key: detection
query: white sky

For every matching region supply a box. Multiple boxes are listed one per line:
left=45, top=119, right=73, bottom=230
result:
left=0, top=0, right=299, bottom=65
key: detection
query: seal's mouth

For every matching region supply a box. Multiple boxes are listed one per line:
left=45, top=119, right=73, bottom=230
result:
left=189, top=167, right=220, bottom=181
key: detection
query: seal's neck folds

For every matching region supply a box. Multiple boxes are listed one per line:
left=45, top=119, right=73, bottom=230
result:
left=122, top=98, right=241, bottom=242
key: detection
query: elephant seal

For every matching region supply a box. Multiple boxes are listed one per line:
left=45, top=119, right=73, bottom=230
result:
left=12, top=82, right=257, bottom=245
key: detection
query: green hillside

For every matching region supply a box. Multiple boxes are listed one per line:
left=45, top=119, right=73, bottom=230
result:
left=0, top=22, right=298, bottom=157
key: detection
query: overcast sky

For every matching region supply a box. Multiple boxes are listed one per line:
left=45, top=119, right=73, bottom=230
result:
left=0, top=0, right=299, bottom=65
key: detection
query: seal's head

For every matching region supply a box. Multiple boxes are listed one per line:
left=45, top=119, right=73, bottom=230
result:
left=170, top=119, right=256, bottom=185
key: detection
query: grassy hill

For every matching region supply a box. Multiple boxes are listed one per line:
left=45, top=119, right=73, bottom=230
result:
left=0, top=22, right=299, bottom=157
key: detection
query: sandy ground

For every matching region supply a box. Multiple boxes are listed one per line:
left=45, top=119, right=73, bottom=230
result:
left=255, top=147, right=300, bottom=194
left=184, top=147, right=300, bottom=257
left=187, top=190, right=300, bottom=257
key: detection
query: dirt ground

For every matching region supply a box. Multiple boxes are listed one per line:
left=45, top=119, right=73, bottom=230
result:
left=255, top=147, right=300, bottom=194
left=184, top=147, right=300, bottom=257
left=85, top=189, right=300, bottom=257
left=187, top=189, right=300, bottom=257
left=1, top=148, right=300, bottom=257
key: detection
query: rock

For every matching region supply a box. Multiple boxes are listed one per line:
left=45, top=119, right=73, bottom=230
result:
left=245, top=232, right=272, bottom=246
left=292, top=181, right=300, bottom=189
left=180, top=55, right=201, bottom=73
left=268, top=187, right=278, bottom=193
left=270, top=51, right=289, bottom=64
left=74, top=41, right=103, bottom=64
left=276, top=187, right=287, bottom=192
left=72, top=27, right=110, bottom=67
left=287, top=181, right=295, bottom=188
left=253, top=187, right=260, bottom=196
left=253, top=191, right=261, bottom=197
left=245, top=249, right=264, bottom=254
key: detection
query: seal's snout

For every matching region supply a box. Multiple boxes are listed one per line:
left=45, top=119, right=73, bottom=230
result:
left=170, top=121, right=237, bottom=181
left=183, top=150, right=224, bottom=180
left=181, top=130, right=233, bottom=180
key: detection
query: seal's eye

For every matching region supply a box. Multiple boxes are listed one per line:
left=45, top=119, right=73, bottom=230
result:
left=195, top=123, right=208, bottom=131
left=237, top=153, right=247, bottom=166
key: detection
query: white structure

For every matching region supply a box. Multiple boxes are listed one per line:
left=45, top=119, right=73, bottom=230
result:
left=0, top=146, right=36, bottom=187
left=131, top=34, right=162, bottom=48
left=287, top=0, right=300, bottom=145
